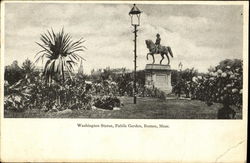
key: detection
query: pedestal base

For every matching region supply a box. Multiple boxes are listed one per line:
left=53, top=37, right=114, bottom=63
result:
left=145, top=64, right=172, bottom=94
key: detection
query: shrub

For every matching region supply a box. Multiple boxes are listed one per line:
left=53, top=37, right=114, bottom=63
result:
left=139, top=86, right=166, bottom=100
left=173, top=59, right=242, bottom=107
left=93, top=95, right=121, bottom=110
left=4, top=75, right=94, bottom=111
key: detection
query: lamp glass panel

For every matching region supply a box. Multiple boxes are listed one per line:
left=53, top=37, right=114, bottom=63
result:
left=131, top=15, right=139, bottom=25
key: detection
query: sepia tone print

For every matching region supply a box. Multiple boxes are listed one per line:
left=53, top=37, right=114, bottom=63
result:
left=3, top=2, right=244, bottom=119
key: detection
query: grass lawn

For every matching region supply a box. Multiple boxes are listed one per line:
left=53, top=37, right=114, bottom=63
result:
left=4, top=96, right=242, bottom=119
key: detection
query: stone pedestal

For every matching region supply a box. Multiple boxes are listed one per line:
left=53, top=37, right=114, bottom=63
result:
left=145, top=64, right=172, bottom=94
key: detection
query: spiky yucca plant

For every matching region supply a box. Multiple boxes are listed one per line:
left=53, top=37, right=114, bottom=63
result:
left=35, top=28, right=86, bottom=83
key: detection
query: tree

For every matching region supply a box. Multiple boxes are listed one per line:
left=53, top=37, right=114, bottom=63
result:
left=35, top=28, right=86, bottom=83
left=216, top=59, right=242, bottom=71
left=180, top=68, right=198, bottom=82
left=22, top=58, right=34, bottom=75
left=172, top=68, right=198, bottom=97
left=4, top=60, right=23, bottom=85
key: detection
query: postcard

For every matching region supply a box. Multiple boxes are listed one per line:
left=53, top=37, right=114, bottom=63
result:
left=1, top=1, right=248, bottom=162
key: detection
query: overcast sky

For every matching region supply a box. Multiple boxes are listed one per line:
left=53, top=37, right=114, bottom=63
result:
left=4, top=2, right=243, bottom=73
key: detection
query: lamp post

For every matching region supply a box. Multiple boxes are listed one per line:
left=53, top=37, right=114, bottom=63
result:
left=129, top=4, right=142, bottom=104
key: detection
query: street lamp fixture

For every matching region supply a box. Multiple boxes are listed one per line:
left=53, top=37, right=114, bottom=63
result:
left=129, top=4, right=142, bottom=26
left=129, top=4, right=142, bottom=104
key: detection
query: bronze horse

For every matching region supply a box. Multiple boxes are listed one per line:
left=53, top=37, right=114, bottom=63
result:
left=145, top=39, right=173, bottom=65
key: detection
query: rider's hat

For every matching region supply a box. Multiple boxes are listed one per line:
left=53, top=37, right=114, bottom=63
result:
left=156, top=33, right=160, bottom=37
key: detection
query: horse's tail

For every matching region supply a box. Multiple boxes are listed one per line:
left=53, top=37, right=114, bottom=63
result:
left=167, top=46, right=173, bottom=57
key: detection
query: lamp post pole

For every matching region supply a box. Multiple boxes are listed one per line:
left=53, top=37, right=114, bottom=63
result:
left=129, top=4, right=141, bottom=104
left=133, top=24, right=138, bottom=104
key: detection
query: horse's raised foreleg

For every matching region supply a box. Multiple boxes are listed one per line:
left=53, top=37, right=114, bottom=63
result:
left=160, top=53, right=164, bottom=64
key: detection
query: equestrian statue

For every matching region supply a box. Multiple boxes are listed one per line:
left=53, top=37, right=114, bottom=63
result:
left=145, top=33, right=173, bottom=65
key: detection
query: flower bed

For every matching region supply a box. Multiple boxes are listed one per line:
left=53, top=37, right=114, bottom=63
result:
left=173, top=59, right=243, bottom=107
left=93, top=95, right=121, bottom=110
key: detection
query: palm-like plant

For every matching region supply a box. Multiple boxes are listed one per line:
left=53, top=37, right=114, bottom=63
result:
left=35, top=28, right=86, bottom=82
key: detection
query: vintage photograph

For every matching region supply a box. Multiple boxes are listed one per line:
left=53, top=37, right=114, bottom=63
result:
left=3, top=2, right=245, bottom=119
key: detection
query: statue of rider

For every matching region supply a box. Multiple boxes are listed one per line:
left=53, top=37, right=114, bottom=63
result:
left=155, top=33, right=161, bottom=53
